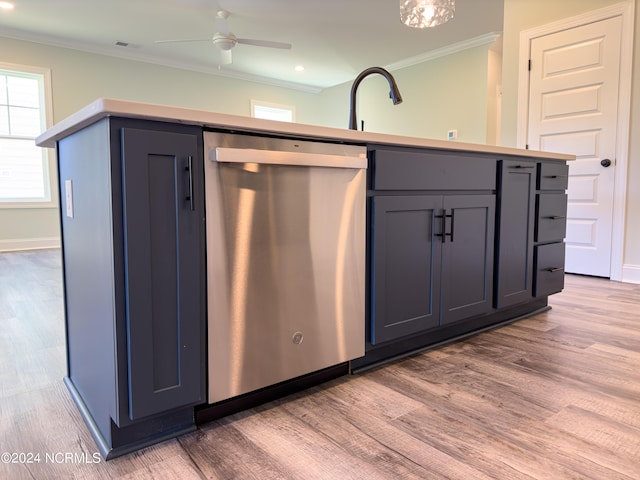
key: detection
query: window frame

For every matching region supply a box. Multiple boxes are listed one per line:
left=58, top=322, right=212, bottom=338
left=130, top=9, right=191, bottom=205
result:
left=0, top=62, right=56, bottom=209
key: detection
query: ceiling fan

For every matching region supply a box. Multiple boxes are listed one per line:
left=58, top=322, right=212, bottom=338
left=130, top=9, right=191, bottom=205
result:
left=155, top=10, right=292, bottom=65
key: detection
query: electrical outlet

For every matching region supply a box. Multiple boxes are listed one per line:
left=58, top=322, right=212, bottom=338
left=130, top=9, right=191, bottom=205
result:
left=447, top=130, right=458, bottom=141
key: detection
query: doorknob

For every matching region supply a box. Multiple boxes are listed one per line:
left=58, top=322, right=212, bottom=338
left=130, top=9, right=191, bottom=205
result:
left=600, top=158, right=612, bottom=167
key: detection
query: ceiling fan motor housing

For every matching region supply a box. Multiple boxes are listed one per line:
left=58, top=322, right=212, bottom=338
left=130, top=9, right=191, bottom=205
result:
left=213, top=32, right=237, bottom=50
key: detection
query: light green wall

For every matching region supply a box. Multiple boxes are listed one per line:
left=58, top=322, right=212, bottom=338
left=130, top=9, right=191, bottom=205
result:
left=0, top=35, right=498, bottom=251
left=0, top=36, right=322, bottom=250
left=501, top=0, right=640, bottom=271
left=317, top=44, right=496, bottom=144
left=0, top=37, right=324, bottom=123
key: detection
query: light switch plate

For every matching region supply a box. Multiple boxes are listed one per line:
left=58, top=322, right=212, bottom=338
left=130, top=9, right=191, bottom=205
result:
left=65, top=179, right=74, bottom=218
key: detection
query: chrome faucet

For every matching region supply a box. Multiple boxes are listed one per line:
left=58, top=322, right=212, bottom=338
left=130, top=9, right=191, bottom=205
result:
left=349, top=67, right=403, bottom=130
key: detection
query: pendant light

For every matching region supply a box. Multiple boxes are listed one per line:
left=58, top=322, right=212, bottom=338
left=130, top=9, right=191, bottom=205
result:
left=400, top=0, right=455, bottom=28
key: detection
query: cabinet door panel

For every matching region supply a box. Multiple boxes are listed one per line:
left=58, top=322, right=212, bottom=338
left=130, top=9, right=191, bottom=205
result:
left=441, top=195, right=495, bottom=325
left=371, top=196, right=442, bottom=344
left=121, top=128, right=203, bottom=421
left=495, top=160, right=536, bottom=308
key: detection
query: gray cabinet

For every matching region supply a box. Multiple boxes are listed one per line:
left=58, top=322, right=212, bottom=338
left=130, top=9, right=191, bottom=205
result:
left=369, top=148, right=495, bottom=345
left=371, top=195, right=442, bottom=344
left=440, top=195, right=495, bottom=325
left=534, top=162, right=568, bottom=296
left=57, top=118, right=205, bottom=458
left=121, top=128, right=204, bottom=421
left=495, top=160, right=536, bottom=308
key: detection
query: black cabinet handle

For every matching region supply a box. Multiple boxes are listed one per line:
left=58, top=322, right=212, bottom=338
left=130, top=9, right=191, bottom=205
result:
left=434, top=212, right=453, bottom=242
left=435, top=214, right=445, bottom=242
left=545, top=175, right=568, bottom=178
left=547, top=215, right=566, bottom=220
left=186, top=156, right=194, bottom=211
left=546, top=267, right=564, bottom=273
left=509, top=165, right=535, bottom=169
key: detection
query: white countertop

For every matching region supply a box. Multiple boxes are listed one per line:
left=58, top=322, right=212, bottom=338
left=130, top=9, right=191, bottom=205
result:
left=36, top=98, right=573, bottom=161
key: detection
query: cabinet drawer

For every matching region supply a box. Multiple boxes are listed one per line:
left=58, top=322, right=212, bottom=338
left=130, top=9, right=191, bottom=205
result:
left=538, top=162, right=569, bottom=190
left=534, top=242, right=565, bottom=296
left=536, top=193, right=567, bottom=242
left=372, top=149, right=496, bottom=191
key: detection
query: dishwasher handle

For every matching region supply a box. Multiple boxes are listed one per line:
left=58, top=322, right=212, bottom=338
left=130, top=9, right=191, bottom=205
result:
left=213, top=147, right=367, bottom=169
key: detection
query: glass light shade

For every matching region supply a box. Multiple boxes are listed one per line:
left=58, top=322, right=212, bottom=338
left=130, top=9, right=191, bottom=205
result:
left=400, top=0, right=455, bottom=28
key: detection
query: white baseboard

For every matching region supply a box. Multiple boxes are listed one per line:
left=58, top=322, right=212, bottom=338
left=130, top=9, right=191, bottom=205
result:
left=0, top=236, right=61, bottom=253
left=621, top=264, right=640, bottom=284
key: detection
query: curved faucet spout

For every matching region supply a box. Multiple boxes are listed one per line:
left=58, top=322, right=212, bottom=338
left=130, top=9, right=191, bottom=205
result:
left=349, top=67, right=403, bottom=130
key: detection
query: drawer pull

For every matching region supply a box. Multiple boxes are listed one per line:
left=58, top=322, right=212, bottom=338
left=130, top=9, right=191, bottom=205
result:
left=546, top=215, right=566, bottom=220
left=510, top=165, right=535, bottom=169
left=545, top=175, right=568, bottom=178
left=546, top=267, right=564, bottom=273
left=186, top=155, right=195, bottom=211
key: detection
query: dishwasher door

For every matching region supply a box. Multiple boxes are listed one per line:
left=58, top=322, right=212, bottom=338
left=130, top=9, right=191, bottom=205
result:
left=203, top=132, right=366, bottom=403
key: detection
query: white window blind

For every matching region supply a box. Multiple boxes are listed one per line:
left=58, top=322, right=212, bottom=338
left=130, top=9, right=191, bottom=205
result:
left=0, top=66, right=51, bottom=205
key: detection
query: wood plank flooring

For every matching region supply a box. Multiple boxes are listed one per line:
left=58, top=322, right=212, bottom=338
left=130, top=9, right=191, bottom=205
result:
left=1, top=249, right=639, bottom=479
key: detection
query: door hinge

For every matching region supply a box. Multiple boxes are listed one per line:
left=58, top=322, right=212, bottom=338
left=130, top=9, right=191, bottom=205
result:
left=525, top=144, right=529, bottom=150
left=528, top=59, right=531, bottom=71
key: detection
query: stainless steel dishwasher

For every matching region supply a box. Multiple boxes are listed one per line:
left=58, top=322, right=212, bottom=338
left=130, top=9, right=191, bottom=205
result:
left=203, top=131, right=366, bottom=403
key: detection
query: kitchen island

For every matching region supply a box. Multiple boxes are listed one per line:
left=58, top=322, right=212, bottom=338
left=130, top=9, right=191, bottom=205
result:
left=37, top=98, right=573, bottom=459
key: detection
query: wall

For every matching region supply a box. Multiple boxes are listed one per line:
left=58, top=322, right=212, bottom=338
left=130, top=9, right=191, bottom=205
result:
left=316, top=43, right=497, bottom=145
left=0, top=36, right=322, bottom=251
left=630, top=1, right=640, bottom=278
left=1, top=35, right=498, bottom=251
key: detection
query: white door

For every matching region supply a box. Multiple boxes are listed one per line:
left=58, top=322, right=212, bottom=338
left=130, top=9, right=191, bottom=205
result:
left=527, top=16, right=622, bottom=277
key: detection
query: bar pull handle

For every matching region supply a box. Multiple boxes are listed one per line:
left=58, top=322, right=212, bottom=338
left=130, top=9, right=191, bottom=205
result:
left=546, top=267, right=564, bottom=273
left=186, top=155, right=194, bottom=211
left=547, top=215, right=566, bottom=220
left=435, top=213, right=445, bottom=242
left=435, top=212, right=453, bottom=242
left=214, top=147, right=367, bottom=169
left=510, top=164, right=535, bottom=169
left=545, top=175, right=568, bottom=178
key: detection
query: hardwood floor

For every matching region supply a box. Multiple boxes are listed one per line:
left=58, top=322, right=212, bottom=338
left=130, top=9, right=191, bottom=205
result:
left=1, top=249, right=639, bottom=479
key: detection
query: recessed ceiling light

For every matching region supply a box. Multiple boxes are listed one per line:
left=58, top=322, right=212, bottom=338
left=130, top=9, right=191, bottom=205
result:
left=295, top=65, right=305, bottom=72
left=0, top=2, right=15, bottom=10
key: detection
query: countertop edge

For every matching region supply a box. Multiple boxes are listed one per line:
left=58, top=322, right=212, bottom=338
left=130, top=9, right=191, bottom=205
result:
left=36, top=98, right=574, bottom=161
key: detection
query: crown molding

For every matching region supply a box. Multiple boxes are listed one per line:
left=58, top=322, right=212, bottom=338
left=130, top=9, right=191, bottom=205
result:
left=385, top=31, right=502, bottom=72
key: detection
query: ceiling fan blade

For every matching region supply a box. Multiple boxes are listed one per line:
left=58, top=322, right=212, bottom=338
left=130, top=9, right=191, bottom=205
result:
left=155, top=38, right=211, bottom=44
left=220, top=49, right=233, bottom=65
left=236, top=38, right=292, bottom=50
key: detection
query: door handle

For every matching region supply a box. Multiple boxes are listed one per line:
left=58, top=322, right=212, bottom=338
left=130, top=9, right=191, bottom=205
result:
left=546, top=267, right=564, bottom=273
left=600, top=158, right=612, bottom=167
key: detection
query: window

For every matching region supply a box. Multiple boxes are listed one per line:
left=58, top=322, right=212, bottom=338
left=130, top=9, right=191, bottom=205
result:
left=251, top=100, right=295, bottom=123
left=0, top=63, right=54, bottom=207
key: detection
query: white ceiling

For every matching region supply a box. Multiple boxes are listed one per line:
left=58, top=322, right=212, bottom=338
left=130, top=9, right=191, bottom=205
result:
left=0, top=0, right=504, bottom=92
